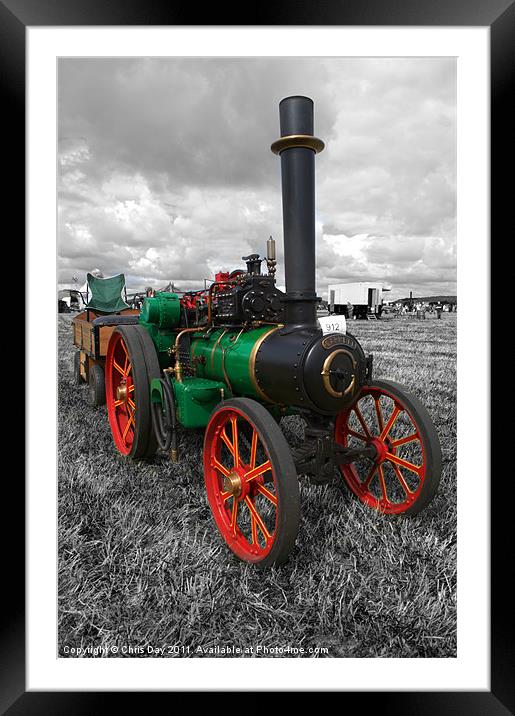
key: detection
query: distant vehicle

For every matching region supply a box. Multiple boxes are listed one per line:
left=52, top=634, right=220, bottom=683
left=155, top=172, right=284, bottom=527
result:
left=328, top=281, right=391, bottom=319
left=58, top=288, right=85, bottom=312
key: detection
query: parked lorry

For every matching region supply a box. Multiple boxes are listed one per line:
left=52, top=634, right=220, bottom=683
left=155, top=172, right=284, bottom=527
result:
left=328, top=282, right=390, bottom=319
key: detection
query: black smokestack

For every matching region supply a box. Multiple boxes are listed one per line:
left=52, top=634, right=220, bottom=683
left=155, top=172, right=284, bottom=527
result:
left=271, top=96, right=324, bottom=327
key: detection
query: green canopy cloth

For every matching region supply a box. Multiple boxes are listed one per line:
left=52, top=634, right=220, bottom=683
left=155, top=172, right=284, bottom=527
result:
left=85, top=273, right=129, bottom=313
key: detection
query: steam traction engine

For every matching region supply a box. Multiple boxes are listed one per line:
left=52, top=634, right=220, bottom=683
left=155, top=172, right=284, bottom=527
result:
left=102, top=97, right=442, bottom=567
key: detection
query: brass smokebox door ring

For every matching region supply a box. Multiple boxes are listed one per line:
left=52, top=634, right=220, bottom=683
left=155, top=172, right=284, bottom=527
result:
left=321, top=349, right=356, bottom=398
left=271, top=134, right=325, bottom=155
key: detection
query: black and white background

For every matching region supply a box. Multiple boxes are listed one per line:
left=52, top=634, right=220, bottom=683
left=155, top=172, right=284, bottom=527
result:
left=58, top=57, right=456, bottom=301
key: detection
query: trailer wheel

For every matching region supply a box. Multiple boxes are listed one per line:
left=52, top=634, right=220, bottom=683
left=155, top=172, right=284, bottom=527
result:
left=204, top=398, right=300, bottom=567
left=88, top=364, right=106, bottom=406
left=73, top=351, right=82, bottom=386
left=105, top=326, right=159, bottom=458
left=335, top=379, right=442, bottom=515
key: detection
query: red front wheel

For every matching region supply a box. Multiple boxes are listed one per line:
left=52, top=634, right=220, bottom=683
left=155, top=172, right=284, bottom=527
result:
left=105, top=326, right=159, bottom=458
left=204, top=398, right=299, bottom=567
left=335, top=379, right=442, bottom=515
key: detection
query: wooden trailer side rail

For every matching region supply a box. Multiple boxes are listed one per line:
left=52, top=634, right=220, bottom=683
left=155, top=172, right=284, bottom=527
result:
left=72, top=309, right=139, bottom=360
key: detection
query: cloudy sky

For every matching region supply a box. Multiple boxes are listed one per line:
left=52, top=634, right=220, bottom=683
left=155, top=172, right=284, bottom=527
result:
left=58, top=57, right=456, bottom=300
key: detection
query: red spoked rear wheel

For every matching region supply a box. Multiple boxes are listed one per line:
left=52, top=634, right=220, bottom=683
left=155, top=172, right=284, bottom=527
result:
left=105, top=326, right=159, bottom=458
left=335, top=379, right=441, bottom=515
left=204, top=398, right=299, bottom=567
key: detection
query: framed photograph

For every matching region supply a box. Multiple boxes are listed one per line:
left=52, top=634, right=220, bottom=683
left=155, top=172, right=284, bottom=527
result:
left=3, top=0, right=508, bottom=711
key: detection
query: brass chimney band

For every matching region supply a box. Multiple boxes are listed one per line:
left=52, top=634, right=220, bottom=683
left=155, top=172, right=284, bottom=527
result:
left=271, top=134, right=325, bottom=155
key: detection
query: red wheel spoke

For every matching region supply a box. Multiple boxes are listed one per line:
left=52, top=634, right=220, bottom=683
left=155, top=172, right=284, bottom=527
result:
left=245, top=460, right=271, bottom=482
left=127, top=397, right=136, bottom=410
left=244, top=496, right=271, bottom=542
left=378, top=465, right=389, bottom=503
left=229, top=498, right=238, bottom=535
left=250, top=512, right=258, bottom=545
left=114, top=399, right=124, bottom=407
left=392, top=462, right=413, bottom=495
left=374, top=398, right=384, bottom=433
left=391, top=433, right=419, bottom=448
left=220, top=425, right=239, bottom=467
left=220, top=490, right=232, bottom=502
left=250, top=429, right=258, bottom=469
left=347, top=428, right=368, bottom=442
left=128, top=384, right=135, bottom=393
left=385, top=451, right=422, bottom=476
left=362, top=463, right=377, bottom=489
left=122, top=412, right=135, bottom=441
left=353, top=405, right=372, bottom=438
left=220, top=427, right=234, bottom=450
left=113, top=360, right=126, bottom=376
left=256, top=483, right=278, bottom=506
left=380, top=406, right=401, bottom=440
left=230, top=416, right=240, bottom=467
left=212, top=458, right=230, bottom=478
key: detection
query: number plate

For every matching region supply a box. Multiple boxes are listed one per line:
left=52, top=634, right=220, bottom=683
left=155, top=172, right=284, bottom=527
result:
left=317, top=315, right=347, bottom=335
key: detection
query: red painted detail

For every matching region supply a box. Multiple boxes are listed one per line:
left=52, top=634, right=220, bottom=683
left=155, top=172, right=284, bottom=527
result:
left=213, top=271, right=232, bottom=292
left=369, top=437, right=388, bottom=463
left=204, top=407, right=278, bottom=562
left=180, top=291, right=205, bottom=311
left=213, top=269, right=245, bottom=292
left=335, top=385, right=426, bottom=515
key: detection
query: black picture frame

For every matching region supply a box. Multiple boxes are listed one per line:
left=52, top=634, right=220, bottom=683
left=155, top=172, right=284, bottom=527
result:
left=5, top=0, right=508, bottom=712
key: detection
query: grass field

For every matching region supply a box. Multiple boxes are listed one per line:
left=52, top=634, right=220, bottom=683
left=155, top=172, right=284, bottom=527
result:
left=58, top=312, right=457, bottom=658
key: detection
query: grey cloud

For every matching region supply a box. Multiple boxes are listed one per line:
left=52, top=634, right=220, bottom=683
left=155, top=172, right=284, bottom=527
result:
left=58, top=57, right=456, bottom=298
left=363, top=236, right=426, bottom=265
left=58, top=58, right=336, bottom=190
